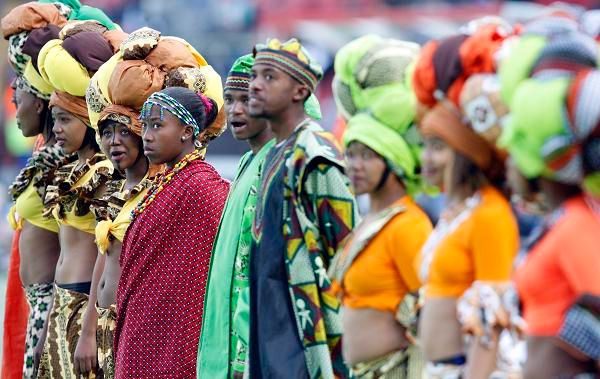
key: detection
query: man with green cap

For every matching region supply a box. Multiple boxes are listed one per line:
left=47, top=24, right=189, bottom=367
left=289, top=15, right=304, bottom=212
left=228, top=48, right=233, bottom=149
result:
left=196, top=54, right=274, bottom=379
left=247, top=38, right=358, bottom=378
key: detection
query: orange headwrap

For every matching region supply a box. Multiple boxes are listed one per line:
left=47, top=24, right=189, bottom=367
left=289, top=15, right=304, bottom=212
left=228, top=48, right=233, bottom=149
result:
left=50, top=91, right=90, bottom=126
left=420, top=101, right=496, bottom=172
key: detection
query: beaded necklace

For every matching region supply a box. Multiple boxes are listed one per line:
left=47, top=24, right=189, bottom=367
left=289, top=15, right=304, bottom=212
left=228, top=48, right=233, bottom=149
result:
left=130, top=150, right=203, bottom=221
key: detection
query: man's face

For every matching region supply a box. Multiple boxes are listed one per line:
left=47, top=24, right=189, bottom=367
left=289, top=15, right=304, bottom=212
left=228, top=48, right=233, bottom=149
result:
left=224, top=89, right=269, bottom=141
left=248, top=63, right=299, bottom=119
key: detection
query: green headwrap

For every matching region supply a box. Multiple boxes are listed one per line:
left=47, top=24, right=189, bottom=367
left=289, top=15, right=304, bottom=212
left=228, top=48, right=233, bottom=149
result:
left=499, top=76, right=572, bottom=180
left=229, top=53, right=322, bottom=120
left=344, top=112, right=423, bottom=195
left=333, top=34, right=419, bottom=132
left=498, top=35, right=547, bottom=105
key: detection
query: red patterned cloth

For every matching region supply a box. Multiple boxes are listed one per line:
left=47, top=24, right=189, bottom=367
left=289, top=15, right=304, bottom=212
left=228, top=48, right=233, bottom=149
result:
left=1, top=230, right=28, bottom=379
left=114, top=159, right=229, bottom=379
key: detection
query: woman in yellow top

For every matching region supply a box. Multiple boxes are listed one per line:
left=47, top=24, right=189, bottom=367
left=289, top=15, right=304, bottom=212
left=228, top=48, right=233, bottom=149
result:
left=33, top=21, right=121, bottom=378
left=2, top=5, right=70, bottom=376
left=412, top=24, right=520, bottom=379
left=329, top=36, right=432, bottom=378
left=74, top=28, right=225, bottom=377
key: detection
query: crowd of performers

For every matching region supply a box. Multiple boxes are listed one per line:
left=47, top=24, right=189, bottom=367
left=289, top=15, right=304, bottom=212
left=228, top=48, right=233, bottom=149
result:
left=1, top=1, right=599, bottom=378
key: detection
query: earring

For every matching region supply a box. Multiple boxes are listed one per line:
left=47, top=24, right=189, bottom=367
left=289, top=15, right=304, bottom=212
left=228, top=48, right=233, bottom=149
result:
left=181, top=136, right=186, bottom=142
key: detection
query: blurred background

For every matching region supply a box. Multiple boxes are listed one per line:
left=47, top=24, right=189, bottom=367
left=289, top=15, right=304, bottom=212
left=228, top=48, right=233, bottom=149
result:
left=0, top=0, right=597, bottom=356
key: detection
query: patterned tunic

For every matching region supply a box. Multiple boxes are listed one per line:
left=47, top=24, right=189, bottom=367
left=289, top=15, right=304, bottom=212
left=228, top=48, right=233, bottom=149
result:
left=114, top=159, right=229, bottom=379
left=250, top=121, right=359, bottom=378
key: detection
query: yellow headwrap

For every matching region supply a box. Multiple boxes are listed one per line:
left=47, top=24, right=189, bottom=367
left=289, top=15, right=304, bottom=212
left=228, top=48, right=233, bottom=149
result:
left=38, top=38, right=90, bottom=96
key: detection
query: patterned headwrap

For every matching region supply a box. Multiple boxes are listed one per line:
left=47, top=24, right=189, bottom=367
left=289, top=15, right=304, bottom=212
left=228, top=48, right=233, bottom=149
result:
left=567, top=70, right=600, bottom=196
left=2, top=2, right=70, bottom=75
left=226, top=53, right=322, bottom=120
left=412, top=22, right=512, bottom=109
left=13, top=74, right=51, bottom=100
left=11, top=24, right=60, bottom=100
left=87, top=27, right=212, bottom=142
left=253, top=38, right=323, bottom=93
left=165, top=66, right=227, bottom=142
left=140, top=91, right=207, bottom=138
left=225, top=54, right=253, bottom=92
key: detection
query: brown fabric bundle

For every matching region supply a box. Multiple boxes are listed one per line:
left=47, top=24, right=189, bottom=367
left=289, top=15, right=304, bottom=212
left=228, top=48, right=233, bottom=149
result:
left=50, top=91, right=90, bottom=126
left=59, top=20, right=108, bottom=40
left=21, top=25, right=60, bottom=73
left=62, top=31, right=114, bottom=72
left=143, top=38, right=199, bottom=72
left=108, top=60, right=166, bottom=110
left=1, top=2, right=67, bottom=38
left=98, top=104, right=142, bottom=136
left=103, top=29, right=128, bottom=53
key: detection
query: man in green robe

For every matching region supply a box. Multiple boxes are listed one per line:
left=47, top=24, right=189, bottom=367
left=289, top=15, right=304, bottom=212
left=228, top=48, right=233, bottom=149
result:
left=196, top=54, right=274, bottom=379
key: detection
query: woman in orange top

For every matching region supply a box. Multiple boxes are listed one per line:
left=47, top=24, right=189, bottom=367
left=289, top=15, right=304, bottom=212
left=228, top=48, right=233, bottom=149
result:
left=330, top=36, right=432, bottom=378
left=412, top=24, right=520, bottom=378
left=501, top=60, right=600, bottom=377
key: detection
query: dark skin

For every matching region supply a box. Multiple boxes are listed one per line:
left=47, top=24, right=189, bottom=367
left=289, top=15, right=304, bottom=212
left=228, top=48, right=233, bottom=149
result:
left=74, top=121, right=149, bottom=376
left=343, top=141, right=413, bottom=364
left=36, top=107, right=99, bottom=374
left=11, top=88, right=59, bottom=375
left=249, top=63, right=310, bottom=143
left=509, top=168, right=591, bottom=378
left=141, top=104, right=204, bottom=169
left=224, top=88, right=273, bottom=154
left=14, top=88, right=48, bottom=138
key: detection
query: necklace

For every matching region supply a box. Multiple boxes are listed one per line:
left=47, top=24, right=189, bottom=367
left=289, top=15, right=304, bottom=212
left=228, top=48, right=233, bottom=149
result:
left=130, top=150, right=203, bottom=221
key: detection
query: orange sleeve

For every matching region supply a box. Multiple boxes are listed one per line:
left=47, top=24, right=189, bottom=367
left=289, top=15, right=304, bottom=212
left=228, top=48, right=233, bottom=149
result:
left=386, top=213, right=432, bottom=292
left=558, top=227, right=600, bottom=295
left=472, top=207, right=519, bottom=282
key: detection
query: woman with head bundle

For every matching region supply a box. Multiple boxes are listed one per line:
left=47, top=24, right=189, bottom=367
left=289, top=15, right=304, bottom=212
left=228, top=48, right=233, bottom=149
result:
left=114, top=87, right=229, bottom=378
left=77, top=28, right=223, bottom=378
left=31, top=21, right=120, bottom=379
left=412, top=22, right=520, bottom=379
left=499, top=28, right=600, bottom=377
left=329, top=35, right=432, bottom=378
left=1, top=3, right=70, bottom=376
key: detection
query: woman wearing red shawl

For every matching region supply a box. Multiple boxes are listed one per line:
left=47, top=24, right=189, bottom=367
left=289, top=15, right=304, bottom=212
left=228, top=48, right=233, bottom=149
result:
left=114, top=87, right=229, bottom=378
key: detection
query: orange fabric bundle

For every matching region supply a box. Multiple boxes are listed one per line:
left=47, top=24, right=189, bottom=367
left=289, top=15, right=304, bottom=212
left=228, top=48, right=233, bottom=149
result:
left=50, top=91, right=91, bottom=125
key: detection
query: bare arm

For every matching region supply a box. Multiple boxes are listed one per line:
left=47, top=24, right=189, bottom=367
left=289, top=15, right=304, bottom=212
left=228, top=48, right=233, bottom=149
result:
left=74, top=251, right=105, bottom=375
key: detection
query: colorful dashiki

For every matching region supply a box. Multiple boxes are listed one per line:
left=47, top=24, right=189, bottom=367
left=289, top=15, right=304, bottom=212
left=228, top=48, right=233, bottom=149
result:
left=197, top=140, right=274, bottom=379
left=114, top=159, right=229, bottom=379
left=250, top=121, right=358, bottom=379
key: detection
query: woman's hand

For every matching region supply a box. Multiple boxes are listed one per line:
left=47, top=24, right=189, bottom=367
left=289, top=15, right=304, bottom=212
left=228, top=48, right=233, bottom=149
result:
left=74, top=331, right=97, bottom=377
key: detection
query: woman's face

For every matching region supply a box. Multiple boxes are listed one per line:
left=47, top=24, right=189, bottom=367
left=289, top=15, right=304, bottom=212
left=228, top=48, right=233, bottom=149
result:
left=14, top=88, right=44, bottom=137
left=100, top=121, right=143, bottom=172
left=51, top=106, right=87, bottom=154
left=345, top=141, right=387, bottom=195
left=421, top=136, right=452, bottom=190
left=141, top=103, right=193, bottom=166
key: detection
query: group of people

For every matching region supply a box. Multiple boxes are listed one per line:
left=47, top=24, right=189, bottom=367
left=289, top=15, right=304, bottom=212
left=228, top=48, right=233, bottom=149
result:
left=2, top=1, right=599, bottom=378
